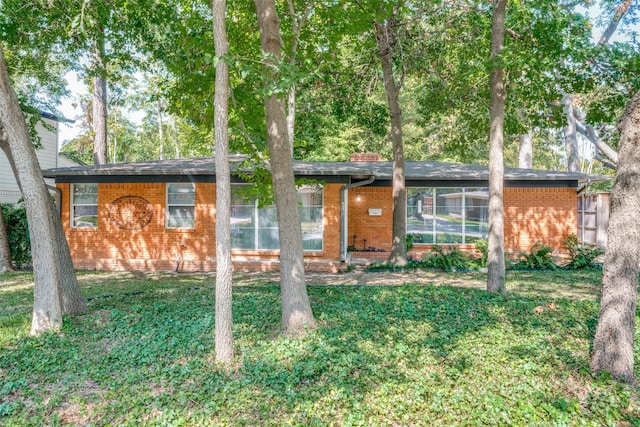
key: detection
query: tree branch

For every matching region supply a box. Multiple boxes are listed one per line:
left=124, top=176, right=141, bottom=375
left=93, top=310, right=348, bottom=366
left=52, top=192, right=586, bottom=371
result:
left=598, top=0, right=633, bottom=46
left=594, top=150, right=617, bottom=170
left=575, top=120, right=619, bottom=165
left=505, top=28, right=524, bottom=40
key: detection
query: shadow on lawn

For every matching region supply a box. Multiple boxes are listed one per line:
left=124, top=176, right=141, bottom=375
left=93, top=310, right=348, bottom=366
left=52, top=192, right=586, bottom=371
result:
left=0, top=278, right=620, bottom=425
left=228, top=284, right=603, bottom=424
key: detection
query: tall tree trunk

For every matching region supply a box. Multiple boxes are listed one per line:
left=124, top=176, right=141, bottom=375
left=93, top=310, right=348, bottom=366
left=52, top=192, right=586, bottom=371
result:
left=487, top=0, right=507, bottom=294
left=158, top=99, right=164, bottom=160
left=0, top=202, right=13, bottom=272
left=590, top=90, right=640, bottom=384
left=563, top=94, right=580, bottom=172
left=212, top=0, right=234, bottom=363
left=518, top=130, right=533, bottom=169
left=254, top=0, right=315, bottom=334
left=92, top=32, right=108, bottom=166
left=111, top=134, right=117, bottom=163
left=0, top=47, right=64, bottom=333
left=287, top=87, right=295, bottom=156
left=374, top=20, right=407, bottom=267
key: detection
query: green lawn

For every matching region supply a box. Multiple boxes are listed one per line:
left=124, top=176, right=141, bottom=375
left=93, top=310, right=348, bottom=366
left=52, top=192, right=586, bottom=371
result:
left=1, top=270, right=639, bottom=425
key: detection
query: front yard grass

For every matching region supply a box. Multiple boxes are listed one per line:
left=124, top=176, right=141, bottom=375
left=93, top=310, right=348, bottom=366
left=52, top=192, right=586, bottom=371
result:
left=1, top=269, right=638, bottom=425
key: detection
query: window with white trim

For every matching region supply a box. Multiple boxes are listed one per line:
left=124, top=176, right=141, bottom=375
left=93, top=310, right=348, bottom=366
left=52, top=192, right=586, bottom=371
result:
left=230, top=184, right=323, bottom=251
left=166, top=183, right=195, bottom=229
left=71, top=183, right=98, bottom=228
left=407, top=187, right=489, bottom=244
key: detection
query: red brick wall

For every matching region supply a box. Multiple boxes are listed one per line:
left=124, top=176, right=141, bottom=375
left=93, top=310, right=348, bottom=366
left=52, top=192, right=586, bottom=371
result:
left=347, top=186, right=394, bottom=251
left=346, top=186, right=577, bottom=256
left=58, top=182, right=576, bottom=271
left=59, top=182, right=343, bottom=272
left=504, top=187, right=577, bottom=255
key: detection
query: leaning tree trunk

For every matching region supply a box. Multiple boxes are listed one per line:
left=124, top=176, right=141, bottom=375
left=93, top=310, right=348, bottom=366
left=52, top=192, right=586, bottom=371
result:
left=487, top=0, right=507, bottom=294
left=92, top=32, right=108, bottom=166
left=212, top=0, right=234, bottom=363
left=374, top=19, right=407, bottom=267
left=0, top=201, right=13, bottom=272
left=590, top=90, right=640, bottom=384
left=53, top=202, right=87, bottom=315
left=0, top=47, right=65, bottom=333
left=254, top=0, right=316, bottom=334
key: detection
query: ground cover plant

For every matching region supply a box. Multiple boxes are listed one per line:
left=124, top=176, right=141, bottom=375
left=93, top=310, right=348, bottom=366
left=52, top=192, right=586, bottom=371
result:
left=1, top=270, right=639, bottom=425
left=372, top=239, right=604, bottom=273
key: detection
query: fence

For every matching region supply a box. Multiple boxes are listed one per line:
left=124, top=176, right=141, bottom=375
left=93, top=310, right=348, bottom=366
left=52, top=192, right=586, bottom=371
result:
left=577, top=192, right=609, bottom=249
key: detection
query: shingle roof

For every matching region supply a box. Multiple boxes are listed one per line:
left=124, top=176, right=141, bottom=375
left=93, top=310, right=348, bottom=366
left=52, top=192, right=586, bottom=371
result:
left=42, top=156, right=609, bottom=184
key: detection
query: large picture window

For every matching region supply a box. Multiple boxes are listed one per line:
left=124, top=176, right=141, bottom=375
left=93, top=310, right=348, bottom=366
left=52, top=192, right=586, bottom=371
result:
left=407, top=187, right=488, bottom=244
left=71, top=183, right=98, bottom=228
left=166, top=183, right=195, bottom=229
left=230, top=184, right=323, bottom=251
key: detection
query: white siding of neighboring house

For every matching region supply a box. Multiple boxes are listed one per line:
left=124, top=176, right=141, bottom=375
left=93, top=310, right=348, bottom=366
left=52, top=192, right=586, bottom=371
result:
left=0, top=116, right=74, bottom=205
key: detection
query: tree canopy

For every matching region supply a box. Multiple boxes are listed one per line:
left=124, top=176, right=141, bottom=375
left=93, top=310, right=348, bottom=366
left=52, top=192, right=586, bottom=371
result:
left=2, top=0, right=635, bottom=174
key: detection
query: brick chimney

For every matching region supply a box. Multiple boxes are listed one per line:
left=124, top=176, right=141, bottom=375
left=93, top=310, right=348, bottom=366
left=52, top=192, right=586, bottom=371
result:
left=350, top=153, right=381, bottom=162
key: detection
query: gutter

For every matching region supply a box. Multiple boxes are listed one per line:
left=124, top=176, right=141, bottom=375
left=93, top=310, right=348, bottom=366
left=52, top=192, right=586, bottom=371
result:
left=340, top=175, right=375, bottom=262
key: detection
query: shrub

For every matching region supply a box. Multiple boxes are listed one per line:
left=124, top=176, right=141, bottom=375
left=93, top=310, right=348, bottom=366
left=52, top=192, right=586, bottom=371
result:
left=1, top=202, right=31, bottom=269
left=405, top=234, right=416, bottom=253
left=473, top=239, right=488, bottom=268
left=563, top=234, right=604, bottom=270
left=513, top=243, right=558, bottom=270
left=421, top=246, right=475, bottom=272
left=366, top=245, right=478, bottom=272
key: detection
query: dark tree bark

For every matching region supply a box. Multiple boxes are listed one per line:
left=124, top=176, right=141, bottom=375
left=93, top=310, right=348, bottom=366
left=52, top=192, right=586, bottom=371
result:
left=487, top=0, right=507, bottom=294
left=212, top=0, right=234, bottom=363
left=254, top=0, right=316, bottom=334
left=590, top=90, right=640, bottom=384
left=92, top=32, right=108, bottom=165
left=0, top=47, right=87, bottom=333
left=518, top=130, right=533, bottom=169
left=0, top=202, right=13, bottom=272
left=374, top=19, right=407, bottom=267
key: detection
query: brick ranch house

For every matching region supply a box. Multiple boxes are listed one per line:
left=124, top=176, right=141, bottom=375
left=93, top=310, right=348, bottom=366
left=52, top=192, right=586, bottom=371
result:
left=42, top=154, right=606, bottom=272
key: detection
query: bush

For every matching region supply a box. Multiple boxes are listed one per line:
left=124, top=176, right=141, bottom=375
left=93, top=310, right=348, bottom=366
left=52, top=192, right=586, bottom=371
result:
left=421, top=246, right=475, bottom=272
left=513, top=243, right=558, bottom=270
left=473, top=239, right=488, bottom=268
left=563, top=234, right=604, bottom=270
left=1, top=202, right=31, bottom=269
left=405, top=234, right=416, bottom=253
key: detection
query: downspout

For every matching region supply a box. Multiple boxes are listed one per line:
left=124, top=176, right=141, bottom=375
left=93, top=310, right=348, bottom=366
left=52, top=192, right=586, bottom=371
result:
left=47, top=184, right=62, bottom=216
left=340, top=175, right=375, bottom=262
